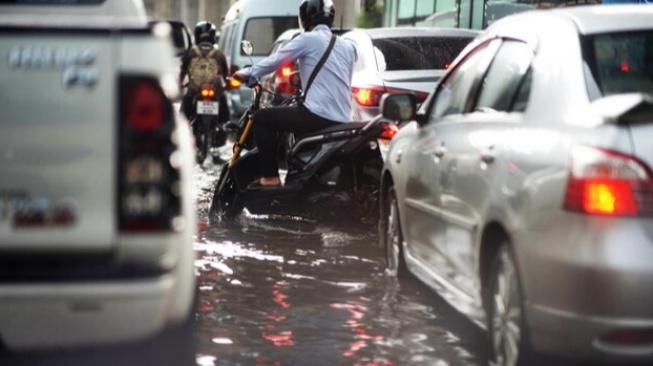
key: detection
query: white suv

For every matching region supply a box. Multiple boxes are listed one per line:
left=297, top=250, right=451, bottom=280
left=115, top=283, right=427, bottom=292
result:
left=0, top=0, right=197, bottom=363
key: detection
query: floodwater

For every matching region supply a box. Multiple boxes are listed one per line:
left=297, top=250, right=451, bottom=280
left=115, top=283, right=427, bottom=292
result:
left=192, top=163, right=489, bottom=366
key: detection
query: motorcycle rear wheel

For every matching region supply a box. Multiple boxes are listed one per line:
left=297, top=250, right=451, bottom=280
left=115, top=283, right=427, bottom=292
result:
left=193, top=117, right=210, bottom=165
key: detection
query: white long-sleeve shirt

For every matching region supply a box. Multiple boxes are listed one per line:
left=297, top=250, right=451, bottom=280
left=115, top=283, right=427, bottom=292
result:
left=241, top=25, right=356, bottom=122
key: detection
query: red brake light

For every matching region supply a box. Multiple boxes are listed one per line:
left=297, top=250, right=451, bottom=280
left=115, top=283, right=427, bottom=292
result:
left=124, top=83, right=164, bottom=130
left=379, top=124, right=399, bottom=140
left=563, top=146, right=653, bottom=216
left=119, top=76, right=181, bottom=233
left=352, top=87, right=385, bottom=107
left=620, top=60, right=630, bottom=73
left=444, top=63, right=451, bottom=69
left=200, top=87, right=215, bottom=98
left=281, top=65, right=292, bottom=78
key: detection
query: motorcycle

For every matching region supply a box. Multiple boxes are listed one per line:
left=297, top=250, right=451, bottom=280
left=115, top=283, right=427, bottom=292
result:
left=208, top=41, right=400, bottom=224
left=190, top=84, right=227, bottom=165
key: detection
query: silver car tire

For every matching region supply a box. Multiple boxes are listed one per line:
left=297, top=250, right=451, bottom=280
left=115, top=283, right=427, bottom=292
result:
left=487, top=243, right=532, bottom=366
left=383, top=187, right=407, bottom=278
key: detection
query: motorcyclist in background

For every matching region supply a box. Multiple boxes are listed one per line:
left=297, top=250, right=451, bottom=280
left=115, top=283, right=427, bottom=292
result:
left=179, top=21, right=230, bottom=132
left=233, top=0, right=356, bottom=189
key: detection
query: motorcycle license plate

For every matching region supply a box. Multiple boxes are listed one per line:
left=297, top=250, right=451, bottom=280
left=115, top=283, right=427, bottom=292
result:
left=197, top=101, right=219, bottom=115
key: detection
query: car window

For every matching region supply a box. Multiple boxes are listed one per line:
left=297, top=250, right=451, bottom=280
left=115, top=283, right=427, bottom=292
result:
left=584, top=30, right=653, bottom=98
left=430, top=40, right=498, bottom=120
left=372, top=36, right=473, bottom=71
left=474, top=40, right=533, bottom=113
left=242, top=17, right=297, bottom=56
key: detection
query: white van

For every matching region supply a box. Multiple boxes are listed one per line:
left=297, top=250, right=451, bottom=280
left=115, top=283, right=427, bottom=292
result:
left=219, top=0, right=301, bottom=121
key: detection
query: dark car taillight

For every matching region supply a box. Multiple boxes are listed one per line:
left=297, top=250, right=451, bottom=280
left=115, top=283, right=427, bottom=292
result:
left=563, top=146, right=653, bottom=216
left=118, top=76, right=182, bottom=232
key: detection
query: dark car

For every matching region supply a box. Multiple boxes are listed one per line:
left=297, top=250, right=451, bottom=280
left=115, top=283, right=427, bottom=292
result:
left=342, top=27, right=479, bottom=121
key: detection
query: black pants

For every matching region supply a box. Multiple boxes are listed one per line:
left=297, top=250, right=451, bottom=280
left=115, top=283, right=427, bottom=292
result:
left=252, top=105, right=341, bottom=178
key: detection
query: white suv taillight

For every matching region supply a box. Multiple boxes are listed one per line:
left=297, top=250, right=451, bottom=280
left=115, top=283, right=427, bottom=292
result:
left=564, top=146, right=653, bottom=216
left=119, top=76, right=181, bottom=232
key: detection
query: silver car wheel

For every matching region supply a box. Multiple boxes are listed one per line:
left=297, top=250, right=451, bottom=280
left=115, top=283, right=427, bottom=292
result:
left=490, top=245, right=523, bottom=366
left=384, top=188, right=402, bottom=276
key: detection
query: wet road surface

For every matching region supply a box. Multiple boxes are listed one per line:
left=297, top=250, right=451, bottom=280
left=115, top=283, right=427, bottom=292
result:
left=0, top=161, right=590, bottom=366
left=192, top=163, right=490, bottom=366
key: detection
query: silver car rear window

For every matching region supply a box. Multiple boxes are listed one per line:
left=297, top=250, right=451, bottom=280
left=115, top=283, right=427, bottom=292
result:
left=372, top=37, right=473, bottom=71
left=585, top=31, right=653, bottom=97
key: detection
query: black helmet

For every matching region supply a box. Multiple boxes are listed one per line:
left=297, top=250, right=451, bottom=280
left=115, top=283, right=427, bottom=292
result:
left=194, top=21, right=216, bottom=44
left=298, top=0, right=335, bottom=31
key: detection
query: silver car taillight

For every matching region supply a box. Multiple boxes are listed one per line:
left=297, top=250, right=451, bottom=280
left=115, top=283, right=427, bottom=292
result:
left=563, top=146, right=653, bottom=216
left=118, top=76, right=181, bottom=232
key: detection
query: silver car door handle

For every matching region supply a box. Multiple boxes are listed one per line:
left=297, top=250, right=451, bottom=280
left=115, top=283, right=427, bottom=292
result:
left=480, top=146, right=496, bottom=163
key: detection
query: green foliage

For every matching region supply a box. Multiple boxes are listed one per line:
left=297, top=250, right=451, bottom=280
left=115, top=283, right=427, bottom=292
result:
left=357, top=3, right=383, bottom=29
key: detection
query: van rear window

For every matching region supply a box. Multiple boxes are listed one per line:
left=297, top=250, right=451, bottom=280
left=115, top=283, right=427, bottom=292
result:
left=243, top=17, right=298, bottom=56
left=0, top=0, right=104, bottom=4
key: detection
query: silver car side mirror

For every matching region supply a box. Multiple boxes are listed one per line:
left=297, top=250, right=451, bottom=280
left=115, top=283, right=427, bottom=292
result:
left=381, top=94, right=417, bottom=123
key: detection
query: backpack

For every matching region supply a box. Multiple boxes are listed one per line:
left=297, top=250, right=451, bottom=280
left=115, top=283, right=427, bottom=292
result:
left=187, top=45, right=221, bottom=93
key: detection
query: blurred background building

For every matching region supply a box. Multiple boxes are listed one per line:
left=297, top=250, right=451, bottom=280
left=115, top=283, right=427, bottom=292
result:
left=382, top=0, right=605, bottom=29
left=143, top=0, right=648, bottom=37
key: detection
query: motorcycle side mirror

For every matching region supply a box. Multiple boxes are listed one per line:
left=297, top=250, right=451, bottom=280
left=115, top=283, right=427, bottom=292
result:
left=240, top=40, right=253, bottom=56
left=289, top=71, right=301, bottom=89
left=380, top=94, right=417, bottom=123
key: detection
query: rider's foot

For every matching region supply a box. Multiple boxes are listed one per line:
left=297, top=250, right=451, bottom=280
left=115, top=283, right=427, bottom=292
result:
left=246, top=177, right=282, bottom=190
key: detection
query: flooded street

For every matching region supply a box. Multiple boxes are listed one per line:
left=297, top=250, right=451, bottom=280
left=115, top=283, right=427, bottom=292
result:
left=192, top=163, right=489, bottom=366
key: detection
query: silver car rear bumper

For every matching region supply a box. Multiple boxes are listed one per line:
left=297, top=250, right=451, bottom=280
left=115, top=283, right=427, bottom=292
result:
left=517, top=215, right=653, bottom=361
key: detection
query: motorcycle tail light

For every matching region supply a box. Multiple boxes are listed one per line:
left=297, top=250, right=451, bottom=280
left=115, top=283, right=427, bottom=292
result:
left=200, top=87, right=215, bottom=98
left=118, top=76, right=182, bottom=232
left=563, top=146, right=653, bottom=216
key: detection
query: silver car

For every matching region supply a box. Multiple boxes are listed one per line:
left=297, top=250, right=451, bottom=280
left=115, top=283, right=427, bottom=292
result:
left=342, top=27, right=479, bottom=121
left=379, top=4, right=653, bottom=366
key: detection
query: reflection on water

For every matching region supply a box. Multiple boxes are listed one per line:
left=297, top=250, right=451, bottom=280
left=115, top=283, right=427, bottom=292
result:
left=193, top=167, right=487, bottom=366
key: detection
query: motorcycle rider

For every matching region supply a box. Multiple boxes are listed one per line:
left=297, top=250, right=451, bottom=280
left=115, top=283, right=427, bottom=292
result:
left=179, top=21, right=230, bottom=132
left=233, top=0, right=356, bottom=189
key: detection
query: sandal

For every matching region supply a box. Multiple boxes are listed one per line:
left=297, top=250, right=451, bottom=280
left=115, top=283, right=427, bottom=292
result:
left=246, top=178, right=282, bottom=191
